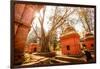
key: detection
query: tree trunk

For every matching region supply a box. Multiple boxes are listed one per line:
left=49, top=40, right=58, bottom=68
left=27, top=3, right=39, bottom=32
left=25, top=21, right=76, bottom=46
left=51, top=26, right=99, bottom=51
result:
left=40, top=36, right=50, bottom=52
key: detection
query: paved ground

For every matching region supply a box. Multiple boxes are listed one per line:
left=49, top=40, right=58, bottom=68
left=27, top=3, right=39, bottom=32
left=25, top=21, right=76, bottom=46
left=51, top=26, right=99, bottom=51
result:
left=15, top=52, right=95, bottom=68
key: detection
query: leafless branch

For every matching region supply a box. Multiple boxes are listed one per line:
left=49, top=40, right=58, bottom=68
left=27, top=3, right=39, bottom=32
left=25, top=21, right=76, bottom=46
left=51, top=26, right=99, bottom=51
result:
left=32, top=24, right=41, bottom=39
left=47, top=8, right=76, bottom=36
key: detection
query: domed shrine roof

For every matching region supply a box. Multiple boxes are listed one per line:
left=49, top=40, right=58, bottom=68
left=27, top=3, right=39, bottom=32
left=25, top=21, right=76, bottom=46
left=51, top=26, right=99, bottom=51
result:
left=60, top=25, right=79, bottom=38
left=84, top=32, right=94, bottom=40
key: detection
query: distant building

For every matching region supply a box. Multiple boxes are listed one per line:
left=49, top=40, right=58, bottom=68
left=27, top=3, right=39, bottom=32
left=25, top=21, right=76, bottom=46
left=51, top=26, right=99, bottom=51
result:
left=81, top=32, right=95, bottom=52
left=25, top=43, right=40, bottom=53
left=60, top=26, right=82, bottom=56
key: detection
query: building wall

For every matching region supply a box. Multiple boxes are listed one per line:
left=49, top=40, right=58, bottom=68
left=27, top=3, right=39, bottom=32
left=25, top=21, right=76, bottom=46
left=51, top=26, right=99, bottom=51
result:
left=27, top=43, right=40, bottom=53
left=60, top=34, right=81, bottom=56
left=83, top=38, right=94, bottom=51
left=13, top=3, right=43, bottom=65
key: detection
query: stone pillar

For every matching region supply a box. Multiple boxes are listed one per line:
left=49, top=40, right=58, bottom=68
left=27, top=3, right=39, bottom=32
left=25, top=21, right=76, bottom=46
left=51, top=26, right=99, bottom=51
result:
left=14, top=3, right=42, bottom=65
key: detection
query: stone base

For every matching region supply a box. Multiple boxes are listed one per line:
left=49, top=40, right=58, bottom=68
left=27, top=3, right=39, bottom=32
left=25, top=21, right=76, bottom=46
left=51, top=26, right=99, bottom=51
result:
left=14, top=52, right=25, bottom=65
left=35, top=52, right=56, bottom=58
left=66, top=53, right=84, bottom=58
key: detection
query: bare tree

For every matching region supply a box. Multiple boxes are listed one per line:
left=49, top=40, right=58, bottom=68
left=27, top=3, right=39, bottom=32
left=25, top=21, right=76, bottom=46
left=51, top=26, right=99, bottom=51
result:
left=77, top=8, right=94, bottom=33
left=32, top=6, right=76, bottom=53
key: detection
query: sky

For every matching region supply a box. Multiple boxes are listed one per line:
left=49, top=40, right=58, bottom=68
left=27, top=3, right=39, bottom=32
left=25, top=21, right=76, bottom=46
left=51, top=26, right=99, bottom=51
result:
left=28, top=5, right=94, bottom=39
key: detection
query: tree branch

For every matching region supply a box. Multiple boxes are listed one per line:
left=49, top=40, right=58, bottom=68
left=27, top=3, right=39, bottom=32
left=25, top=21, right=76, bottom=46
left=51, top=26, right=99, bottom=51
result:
left=47, top=8, right=76, bottom=36
left=32, top=24, right=41, bottom=39
left=47, top=8, right=68, bottom=36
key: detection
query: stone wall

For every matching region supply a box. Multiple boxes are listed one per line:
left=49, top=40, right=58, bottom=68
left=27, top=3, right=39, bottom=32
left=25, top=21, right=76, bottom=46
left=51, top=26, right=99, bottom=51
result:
left=13, top=3, right=43, bottom=65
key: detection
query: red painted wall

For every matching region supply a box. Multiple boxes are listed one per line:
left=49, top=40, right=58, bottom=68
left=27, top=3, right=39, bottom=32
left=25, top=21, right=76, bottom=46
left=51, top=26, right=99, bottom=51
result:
left=14, top=3, right=43, bottom=64
left=60, top=33, right=81, bottom=56
left=83, top=37, right=94, bottom=51
left=25, top=43, right=40, bottom=53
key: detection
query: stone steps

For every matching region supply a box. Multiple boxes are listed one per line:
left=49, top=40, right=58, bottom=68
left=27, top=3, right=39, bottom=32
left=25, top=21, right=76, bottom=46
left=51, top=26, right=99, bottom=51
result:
left=51, top=58, right=70, bottom=63
left=55, top=56, right=86, bottom=63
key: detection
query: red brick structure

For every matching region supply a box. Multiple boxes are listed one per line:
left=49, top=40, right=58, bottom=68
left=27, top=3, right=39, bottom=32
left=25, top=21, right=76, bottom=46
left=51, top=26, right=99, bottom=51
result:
left=13, top=3, right=43, bottom=65
left=60, top=26, right=82, bottom=56
left=25, top=43, right=40, bottom=53
left=82, top=32, right=94, bottom=51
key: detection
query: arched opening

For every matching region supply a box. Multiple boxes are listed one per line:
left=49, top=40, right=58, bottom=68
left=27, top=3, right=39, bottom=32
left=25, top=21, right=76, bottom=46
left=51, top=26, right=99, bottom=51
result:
left=66, top=45, right=70, bottom=50
left=34, top=47, right=37, bottom=52
left=13, top=3, right=43, bottom=65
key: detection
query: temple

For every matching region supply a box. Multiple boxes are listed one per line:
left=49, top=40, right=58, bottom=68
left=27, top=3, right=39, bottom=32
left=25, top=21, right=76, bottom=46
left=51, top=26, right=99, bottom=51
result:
left=60, top=25, right=82, bottom=57
left=81, top=32, right=95, bottom=52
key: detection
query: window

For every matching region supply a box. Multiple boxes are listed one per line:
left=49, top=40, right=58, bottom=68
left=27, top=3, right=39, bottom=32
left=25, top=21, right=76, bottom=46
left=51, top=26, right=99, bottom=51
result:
left=66, top=45, right=70, bottom=50
left=34, top=47, right=37, bottom=52
left=91, top=44, right=94, bottom=47
left=91, top=44, right=94, bottom=50
left=82, top=44, right=86, bottom=47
